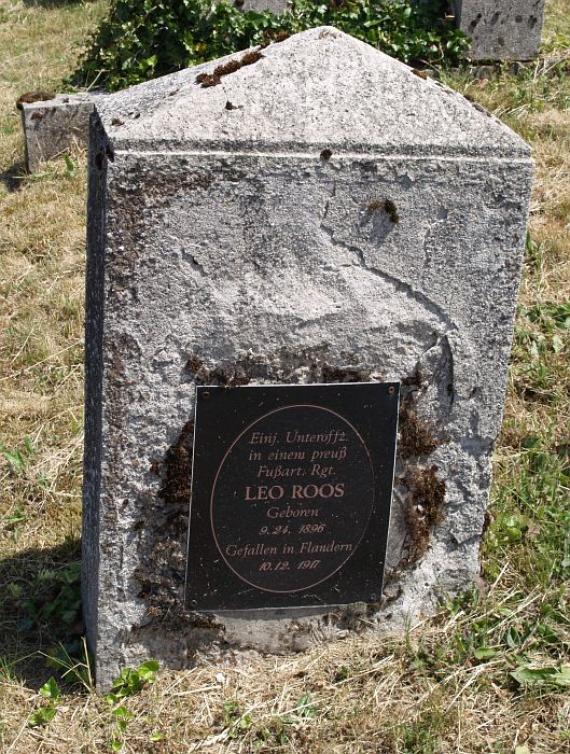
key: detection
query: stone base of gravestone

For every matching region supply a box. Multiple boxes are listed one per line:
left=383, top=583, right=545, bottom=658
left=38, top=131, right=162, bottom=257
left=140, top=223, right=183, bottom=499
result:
left=83, top=26, right=532, bottom=690
left=453, top=0, right=546, bottom=60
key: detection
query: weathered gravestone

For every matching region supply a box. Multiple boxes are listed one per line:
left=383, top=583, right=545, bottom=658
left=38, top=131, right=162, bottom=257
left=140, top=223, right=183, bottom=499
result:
left=19, top=92, right=105, bottom=173
left=236, top=0, right=289, bottom=12
left=83, top=26, right=532, bottom=689
left=452, top=0, right=546, bottom=60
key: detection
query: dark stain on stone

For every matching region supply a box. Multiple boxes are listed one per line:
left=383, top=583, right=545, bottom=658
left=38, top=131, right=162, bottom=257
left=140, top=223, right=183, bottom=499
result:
left=131, top=605, right=226, bottom=642
left=138, top=580, right=152, bottom=599
left=218, top=58, right=243, bottom=76
left=115, top=165, right=214, bottom=231
left=237, top=49, right=264, bottom=67
left=383, top=199, right=399, bottom=224
left=321, top=364, right=372, bottom=383
left=185, top=356, right=251, bottom=387
left=399, top=406, right=441, bottom=458
left=134, top=498, right=190, bottom=615
left=402, top=465, right=446, bottom=563
left=105, top=334, right=137, bottom=432
left=188, top=174, right=213, bottom=191
left=320, top=148, right=333, bottom=161
left=205, top=365, right=250, bottom=387
left=185, top=611, right=224, bottom=629
left=160, top=419, right=195, bottom=506
left=383, top=576, right=402, bottom=596
left=367, top=199, right=384, bottom=212
left=402, top=364, right=423, bottom=388
left=30, top=111, right=43, bottom=121
left=185, top=348, right=375, bottom=390
left=365, top=199, right=399, bottom=224
left=196, top=72, right=221, bottom=88
left=185, top=354, right=204, bottom=375
left=196, top=49, right=264, bottom=88
left=331, top=602, right=369, bottom=632
left=102, top=333, right=140, bottom=580
left=469, top=13, right=482, bottom=30
left=16, top=90, right=55, bottom=109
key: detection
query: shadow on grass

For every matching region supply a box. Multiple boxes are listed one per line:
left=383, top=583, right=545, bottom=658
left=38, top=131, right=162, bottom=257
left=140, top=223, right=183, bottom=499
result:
left=0, top=536, right=85, bottom=690
left=0, top=160, right=28, bottom=193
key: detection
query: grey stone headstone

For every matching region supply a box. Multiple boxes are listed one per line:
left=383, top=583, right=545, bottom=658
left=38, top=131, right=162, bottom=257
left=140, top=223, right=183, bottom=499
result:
left=83, top=26, right=532, bottom=690
left=236, top=0, right=289, bottom=12
left=453, top=0, right=546, bottom=60
left=21, top=93, right=105, bottom=173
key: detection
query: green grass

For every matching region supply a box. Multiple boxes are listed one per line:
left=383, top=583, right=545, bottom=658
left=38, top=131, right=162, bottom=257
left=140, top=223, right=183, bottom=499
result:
left=542, top=0, right=570, bottom=51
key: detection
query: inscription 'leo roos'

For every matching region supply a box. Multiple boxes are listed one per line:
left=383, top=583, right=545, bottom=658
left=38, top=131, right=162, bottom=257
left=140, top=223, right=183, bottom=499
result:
left=244, top=483, right=345, bottom=501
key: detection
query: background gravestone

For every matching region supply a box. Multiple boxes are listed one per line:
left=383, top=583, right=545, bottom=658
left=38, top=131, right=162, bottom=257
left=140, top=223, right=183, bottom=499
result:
left=453, top=0, right=546, bottom=60
left=237, top=0, right=289, bottom=12
left=20, top=92, right=105, bottom=173
left=83, top=26, right=532, bottom=689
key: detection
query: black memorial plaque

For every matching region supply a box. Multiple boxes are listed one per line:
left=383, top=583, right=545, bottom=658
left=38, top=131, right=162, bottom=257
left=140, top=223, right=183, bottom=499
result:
left=185, top=383, right=399, bottom=611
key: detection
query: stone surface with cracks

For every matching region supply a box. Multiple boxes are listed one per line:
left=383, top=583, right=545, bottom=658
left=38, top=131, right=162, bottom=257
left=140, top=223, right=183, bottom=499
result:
left=452, top=0, right=546, bottom=61
left=83, top=26, right=533, bottom=690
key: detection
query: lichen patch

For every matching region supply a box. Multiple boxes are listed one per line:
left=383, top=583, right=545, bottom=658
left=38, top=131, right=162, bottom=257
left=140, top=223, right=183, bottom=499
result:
left=196, top=49, right=264, bottom=88
left=402, top=464, right=446, bottom=564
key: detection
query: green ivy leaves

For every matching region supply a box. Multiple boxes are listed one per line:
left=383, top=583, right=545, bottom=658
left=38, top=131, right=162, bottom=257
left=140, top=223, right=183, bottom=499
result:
left=73, top=0, right=469, bottom=92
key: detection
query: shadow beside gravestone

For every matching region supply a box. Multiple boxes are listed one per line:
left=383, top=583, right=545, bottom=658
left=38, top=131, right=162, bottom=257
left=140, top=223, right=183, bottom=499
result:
left=0, top=537, right=85, bottom=690
left=0, top=160, right=28, bottom=193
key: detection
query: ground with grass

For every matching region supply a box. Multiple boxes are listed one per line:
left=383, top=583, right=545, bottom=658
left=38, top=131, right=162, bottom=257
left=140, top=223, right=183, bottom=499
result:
left=0, top=0, right=568, bottom=752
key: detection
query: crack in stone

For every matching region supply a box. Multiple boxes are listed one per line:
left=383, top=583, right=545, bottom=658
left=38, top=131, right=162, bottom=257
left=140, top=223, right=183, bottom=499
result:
left=318, top=215, right=458, bottom=337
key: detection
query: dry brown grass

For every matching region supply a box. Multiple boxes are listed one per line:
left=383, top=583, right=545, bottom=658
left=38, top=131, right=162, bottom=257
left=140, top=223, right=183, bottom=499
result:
left=0, top=0, right=569, bottom=752
left=0, top=0, right=108, bottom=573
left=1, top=583, right=568, bottom=753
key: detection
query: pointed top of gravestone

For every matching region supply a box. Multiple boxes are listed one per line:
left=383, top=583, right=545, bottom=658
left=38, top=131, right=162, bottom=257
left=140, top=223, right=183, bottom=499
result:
left=97, top=26, right=530, bottom=158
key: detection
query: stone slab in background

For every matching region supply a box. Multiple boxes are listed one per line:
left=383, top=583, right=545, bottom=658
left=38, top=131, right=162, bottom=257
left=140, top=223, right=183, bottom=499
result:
left=21, top=92, right=105, bottom=173
left=83, top=26, right=532, bottom=690
left=236, top=0, right=289, bottom=12
left=453, top=0, right=546, bottom=60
